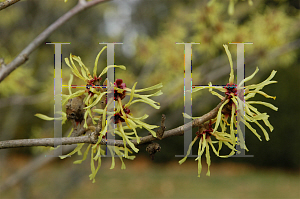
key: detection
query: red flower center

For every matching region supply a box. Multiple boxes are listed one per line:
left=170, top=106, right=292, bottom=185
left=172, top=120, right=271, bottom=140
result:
left=86, top=77, right=102, bottom=97
left=112, top=106, right=130, bottom=124
left=197, top=121, right=213, bottom=139
left=114, top=79, right=126, bottom=101
left=224, top=83, right=237, bottom=97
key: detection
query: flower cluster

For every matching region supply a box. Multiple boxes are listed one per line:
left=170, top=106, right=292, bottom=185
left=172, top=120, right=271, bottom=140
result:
left=36, top=46, right=163, bottom=182
left=180, top=44, right=278, bottom=177
left=92, top=78, right=163, bottom=159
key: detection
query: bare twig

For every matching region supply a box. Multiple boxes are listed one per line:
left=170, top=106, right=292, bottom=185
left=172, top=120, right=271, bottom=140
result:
left=0, top=0, right=21, bottom=11
left=0, top=136, right=92, bottom=149
left=145, top=114, right=165, bottom=159
left=0, top=0, right=110, bottom=83
left=156, top=114, right=166, bottom=140
left=0, top=97, right=227, bottom=149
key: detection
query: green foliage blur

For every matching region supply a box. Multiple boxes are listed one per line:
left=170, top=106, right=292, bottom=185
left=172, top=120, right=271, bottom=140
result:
left=0, top=0, right=299, bottom=171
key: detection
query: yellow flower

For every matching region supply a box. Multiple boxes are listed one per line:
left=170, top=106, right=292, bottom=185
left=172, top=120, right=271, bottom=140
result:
left=182, top=44, right=278, bottom=177
left=36, top=46, right=163, bottom=182
left=209, top=45, right=278, bottom=144
left=59, top=47, right=163, bottom=182
left=179, top=120, right=237, bottom=177
left=92, top=81, right=163, bottom=158
left=193, top=45, right=278, bottom=145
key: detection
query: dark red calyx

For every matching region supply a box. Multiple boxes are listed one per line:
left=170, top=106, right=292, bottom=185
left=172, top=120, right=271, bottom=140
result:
left=224, top=83, right=237, bottom=97
left=86, top=77, right=102, bottom=97
left=196, top=120, right=213, bottom=139
left=112, top=106, right=130, bottom=124
left=114, top=79, right=126, bottom=100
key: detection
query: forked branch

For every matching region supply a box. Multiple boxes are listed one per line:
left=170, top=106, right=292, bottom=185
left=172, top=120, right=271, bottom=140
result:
left=0, top=0, right=110, bottom=82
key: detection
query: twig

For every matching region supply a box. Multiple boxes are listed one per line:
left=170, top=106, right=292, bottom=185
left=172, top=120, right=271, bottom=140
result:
left=0, top=0, right=21, bottom=11
left=0, top=97, right=227, bottom=149
left=145, top=114, right=165, bottom=159
left=0, top=136, right=92, bottom=149
left=0, top=0, right=110, bottom=83
left=156, top=114, right=166, bottom=140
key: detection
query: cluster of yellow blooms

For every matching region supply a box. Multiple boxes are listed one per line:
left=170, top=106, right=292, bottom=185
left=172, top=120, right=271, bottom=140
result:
left=180, top=44, right=278, bottom=177
left=36, top=46, right=162, bottom=182
left=36, top=44, right=278, bottom=180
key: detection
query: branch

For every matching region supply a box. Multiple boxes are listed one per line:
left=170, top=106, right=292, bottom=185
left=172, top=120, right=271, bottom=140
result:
left=156, top=114, right=166, bottom=140
left=0, top=97, right=227, bottom=149
left=0, top=136, right=95, bottom=149
left=0, top=0, right=20, bottom=11
left=0, top=0, right=110, bottom=83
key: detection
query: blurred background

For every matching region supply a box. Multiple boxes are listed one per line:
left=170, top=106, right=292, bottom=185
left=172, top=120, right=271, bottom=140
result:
left=0, top=0, right=299, bottom=198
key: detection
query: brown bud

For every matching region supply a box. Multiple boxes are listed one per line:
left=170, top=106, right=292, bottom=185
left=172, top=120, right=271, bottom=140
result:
left=66, top=95, right=85, bottom=122
left=146, top=142, right=161, bottom=160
